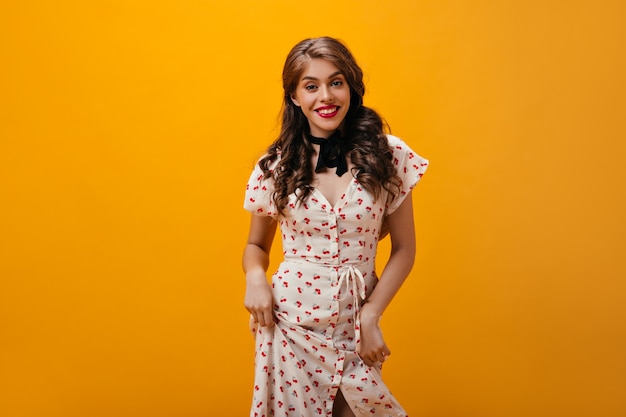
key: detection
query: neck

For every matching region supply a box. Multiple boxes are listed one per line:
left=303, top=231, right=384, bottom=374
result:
left=308, top=130, right=340, bottom=141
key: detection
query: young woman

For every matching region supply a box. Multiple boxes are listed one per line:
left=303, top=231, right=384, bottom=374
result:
left=242, top=37, right=428, bottom=417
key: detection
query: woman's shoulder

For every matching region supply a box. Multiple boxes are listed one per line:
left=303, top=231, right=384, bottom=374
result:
left=384, top=134, right=429, bottom=166
left=385, top=134, right=408, bottom=148
left=384, top=134, right=415, bottom=156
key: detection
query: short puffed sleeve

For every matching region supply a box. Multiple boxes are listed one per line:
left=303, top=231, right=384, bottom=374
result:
left=385, top=135, right=429, bottom=215
left=243, top=157, right=279, bottom=218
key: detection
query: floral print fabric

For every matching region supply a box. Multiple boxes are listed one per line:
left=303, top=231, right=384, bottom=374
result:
left=244, top=135, right=428, bottom=416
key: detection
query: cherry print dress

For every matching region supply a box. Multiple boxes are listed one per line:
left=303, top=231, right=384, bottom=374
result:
left=244, top=135, right=428, bottom=417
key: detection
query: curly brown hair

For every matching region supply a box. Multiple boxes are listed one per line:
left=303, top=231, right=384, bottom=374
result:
left=259, top=37, right=401, bottom=215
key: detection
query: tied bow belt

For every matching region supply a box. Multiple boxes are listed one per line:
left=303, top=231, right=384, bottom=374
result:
left=283, top=260, right=369, bottom=347
left=337, top=265, right=367, bottom=348
left=337, top=265, right=366, bottom=305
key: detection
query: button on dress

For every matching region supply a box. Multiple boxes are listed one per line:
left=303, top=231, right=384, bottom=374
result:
left=244, top=135, right=428, bottom=417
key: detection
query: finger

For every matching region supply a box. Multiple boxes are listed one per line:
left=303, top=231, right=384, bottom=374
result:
left=262, top=309, right=275, bottom=327
left=363, top=357, right=374, bottom=367
left=358, top=353, right=370, bottom=367
left=259, top=316, right=268, bottom=327
left=380, top=345, right=391, bottom=360
left=255, top=308, right=270, bottom=327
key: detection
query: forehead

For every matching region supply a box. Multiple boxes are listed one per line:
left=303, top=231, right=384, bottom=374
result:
left=300, top=58, right=343, bottom=80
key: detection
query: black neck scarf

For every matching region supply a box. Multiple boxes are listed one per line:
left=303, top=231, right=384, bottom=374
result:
left=307, top=131, right=348, bottom=177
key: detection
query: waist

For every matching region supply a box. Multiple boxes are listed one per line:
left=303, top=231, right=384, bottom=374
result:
left=278, top=260, right=371, bottom=303
left=281, top=257, right=373, bottom=270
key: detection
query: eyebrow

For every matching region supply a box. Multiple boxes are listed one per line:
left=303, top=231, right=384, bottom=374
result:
left=301, top=71, right=344, bottom=81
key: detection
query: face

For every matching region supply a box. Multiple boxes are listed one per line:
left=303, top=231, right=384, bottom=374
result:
left=290, top=58, right=351, bottom=138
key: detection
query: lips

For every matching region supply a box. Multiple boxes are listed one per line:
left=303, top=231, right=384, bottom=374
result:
left=315, top=106, right=339, bottom=118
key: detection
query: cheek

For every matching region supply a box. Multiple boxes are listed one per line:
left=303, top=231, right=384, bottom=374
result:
left=342, top=92, right=351, bottom=107
left=294, top=93, right=309, bottom=107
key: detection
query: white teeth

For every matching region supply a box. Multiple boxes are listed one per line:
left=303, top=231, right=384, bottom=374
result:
left=318, top=107, right=337, bottom=115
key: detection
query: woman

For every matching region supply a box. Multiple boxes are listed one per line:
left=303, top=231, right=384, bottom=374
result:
left=243, top=37, right=428, bottom=417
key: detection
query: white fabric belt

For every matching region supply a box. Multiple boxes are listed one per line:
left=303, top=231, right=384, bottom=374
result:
left=338, top=265, right=366, bottom=303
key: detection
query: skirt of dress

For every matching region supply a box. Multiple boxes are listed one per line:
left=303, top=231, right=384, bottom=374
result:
left=249, top=260, right=408, bottom=417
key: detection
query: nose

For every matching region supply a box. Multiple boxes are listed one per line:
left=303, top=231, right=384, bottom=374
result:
left=320, top=85, right=334, bottom=102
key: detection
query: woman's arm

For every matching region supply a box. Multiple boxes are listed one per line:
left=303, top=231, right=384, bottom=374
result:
left=358, top=193, right=417, bottom=366
left=243, top=214, right=278, bottom=328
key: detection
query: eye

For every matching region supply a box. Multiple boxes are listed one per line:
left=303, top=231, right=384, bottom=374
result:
left=331, top=80, right=343, bottom=87
left=305, top=84, right=318, bottom=91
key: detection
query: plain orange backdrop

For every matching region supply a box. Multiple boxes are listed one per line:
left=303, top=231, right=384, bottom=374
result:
left=1, top=1, right=625, bottom=416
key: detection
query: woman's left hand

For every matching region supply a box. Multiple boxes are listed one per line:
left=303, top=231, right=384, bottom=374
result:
left=357, top=305, right=391, bottom=367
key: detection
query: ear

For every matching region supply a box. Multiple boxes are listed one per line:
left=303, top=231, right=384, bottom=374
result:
left=290, top=94, right=301, bottom=107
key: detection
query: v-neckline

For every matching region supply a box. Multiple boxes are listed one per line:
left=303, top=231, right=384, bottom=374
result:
left=312, top=177, right=358, bottom=211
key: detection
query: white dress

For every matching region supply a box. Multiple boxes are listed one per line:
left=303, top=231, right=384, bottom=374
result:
left=244, top=135, right=428, bottom=417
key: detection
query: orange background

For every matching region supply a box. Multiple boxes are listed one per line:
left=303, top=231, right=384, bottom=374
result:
left=1, top=1, right=625, bottom=416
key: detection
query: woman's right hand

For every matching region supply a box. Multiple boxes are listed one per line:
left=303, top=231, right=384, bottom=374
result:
left=244, top=271, right=275, bottom=327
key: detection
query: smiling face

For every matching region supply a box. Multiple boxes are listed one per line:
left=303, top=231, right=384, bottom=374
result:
left=290, top=58, right=351, bottom=138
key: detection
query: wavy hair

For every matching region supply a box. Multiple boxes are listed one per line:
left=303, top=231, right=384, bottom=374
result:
left=259, top=37, right=401, bottom=215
